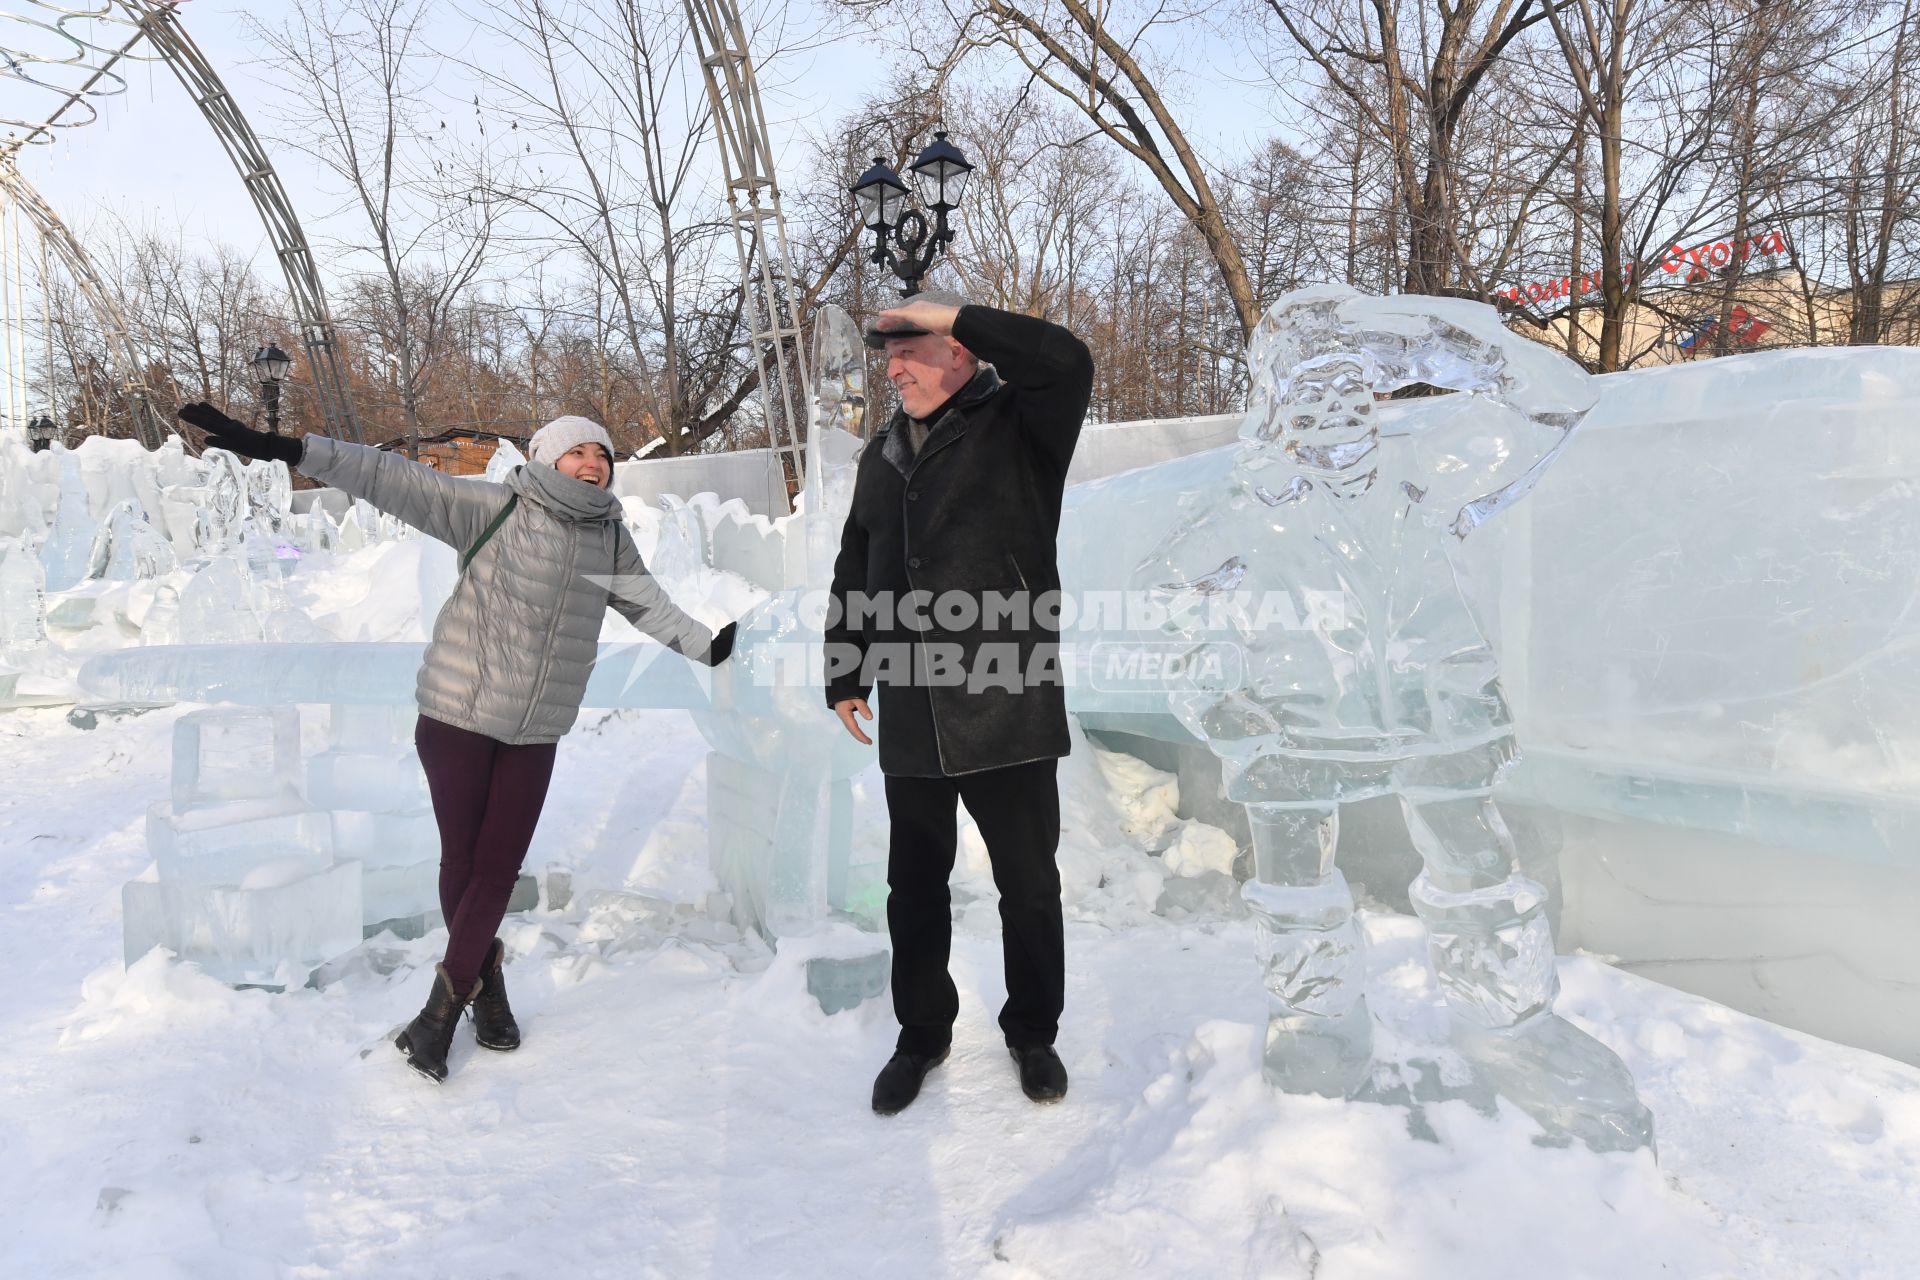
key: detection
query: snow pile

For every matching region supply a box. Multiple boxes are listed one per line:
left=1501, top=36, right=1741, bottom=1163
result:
left=2, top=474, right=1918, bottom=1274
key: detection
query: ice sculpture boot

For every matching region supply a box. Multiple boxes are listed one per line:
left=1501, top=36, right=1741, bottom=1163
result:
left=470, top=939, right=520, bottom=1052
left=1411, top=873, right=1655, bottom=1154
left=395, top=964, right=480, bottom=1084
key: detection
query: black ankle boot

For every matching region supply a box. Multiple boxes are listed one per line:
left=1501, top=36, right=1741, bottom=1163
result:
left=471, top=938, right=520, bottom=1052
left=395, top=964, right=479, bottom=1083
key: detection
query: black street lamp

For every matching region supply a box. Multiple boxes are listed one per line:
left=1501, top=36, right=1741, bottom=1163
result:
left=251, top=342, right=292, bottom=434
left=26, top=413, right=56, bottom=452
left=851, top=130, right=974, bottom=296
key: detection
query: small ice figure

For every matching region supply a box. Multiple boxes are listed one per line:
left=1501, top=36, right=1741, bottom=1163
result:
left=649, top=494, right=704, bottom=583
left=0, top=537, right=49, bottom=658
left=245, top=458, right=293, bottom=533
left=0, top=431, right=48, bottom=541
left=297, top=506, right=339, bottom=554
left=151, top=435, right=200, bottom=489
left=484, top=438, right=526, bottom=482
left=198, top=449, right=250, bottom=555
left=1131, top=284, right=1652, bottom=1152
left=39, top=450, right=98, bottom=591
left=140, top=579, right=182, bottom=647
left=178, top=557, right=264, bottom=644
left=334, top=501, right=373, bottom=553
left=86, top=500, right=178, bottom=582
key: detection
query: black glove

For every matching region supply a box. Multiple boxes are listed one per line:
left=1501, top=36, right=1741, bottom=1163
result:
left=178, top=401, right=305, bottom=466
left=706, top=621, right=737, bottom=666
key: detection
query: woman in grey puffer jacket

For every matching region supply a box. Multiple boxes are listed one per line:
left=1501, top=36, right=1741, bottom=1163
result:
left=177, top=404, right=734, bottom=1084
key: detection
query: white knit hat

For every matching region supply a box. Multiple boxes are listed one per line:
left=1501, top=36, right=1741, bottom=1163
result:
left=529, top=415, right=616, bottom=468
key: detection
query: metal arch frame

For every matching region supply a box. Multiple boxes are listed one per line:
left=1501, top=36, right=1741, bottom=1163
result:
left=112, top=0, right=362, bottom=443
left=684, top=0, right=809, bottom=496
left=0, top=152, right=164, bottom=446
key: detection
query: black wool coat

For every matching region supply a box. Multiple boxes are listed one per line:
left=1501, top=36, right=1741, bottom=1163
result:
left=824, top=305, right=1094, bottom=777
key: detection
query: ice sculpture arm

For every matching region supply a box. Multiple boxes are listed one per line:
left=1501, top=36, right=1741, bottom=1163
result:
left=297, top=436, right=503, bottom=550
left=824, top=504, right=872, bottom=708
left=606, top=523, right=718, bottom=662
left=951, top=305, right=1093, bottom=481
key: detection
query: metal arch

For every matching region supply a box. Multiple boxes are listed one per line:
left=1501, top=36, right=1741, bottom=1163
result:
left=113, top=0, right=363, bottom=443
left=0, top=152, right=164, bottom=445
left=684, top=0, right=809, bottom=497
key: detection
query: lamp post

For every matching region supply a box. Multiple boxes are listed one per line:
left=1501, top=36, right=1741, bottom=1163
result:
left=26, top=413, right=56, bottom=452
left=251, top=342, right=292, bottom=434
left=850, top=130, right=974, bottom=296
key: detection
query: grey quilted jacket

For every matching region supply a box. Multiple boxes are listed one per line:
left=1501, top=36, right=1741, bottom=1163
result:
left=299, top=436, right=714, bottom=745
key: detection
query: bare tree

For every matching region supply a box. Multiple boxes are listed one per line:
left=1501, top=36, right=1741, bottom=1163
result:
left=255, top=0, right=494, bottom=457
left=1268, top=0, right=1560, bottom=297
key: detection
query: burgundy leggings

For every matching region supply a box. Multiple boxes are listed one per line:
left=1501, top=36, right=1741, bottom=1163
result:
left=414, top=715, right=558, bottom=991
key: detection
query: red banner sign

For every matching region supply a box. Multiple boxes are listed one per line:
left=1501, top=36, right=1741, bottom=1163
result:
left=1498, top=230, right=1789, bottom=305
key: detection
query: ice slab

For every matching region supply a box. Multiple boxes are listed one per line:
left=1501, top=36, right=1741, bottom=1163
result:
left=306, top=748, right=428, bottom=813
left=806, top=949, right=889, bottom=1015
left=330, top=808, right=439, bottom=868
left=147, top=798, right=334, bottom=886
left=122, top=858, right=363, bottom=987
left=363, top=859, right=439, bottom=924
left=78, top=642, right=711, bottom=709
left=329, top=703, right=417, bottom=751
left=171, top=707, right=303, bottom=812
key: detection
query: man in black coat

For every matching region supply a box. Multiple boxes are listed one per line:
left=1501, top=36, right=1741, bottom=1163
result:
left=825, top=290, right=1093, bottom=1115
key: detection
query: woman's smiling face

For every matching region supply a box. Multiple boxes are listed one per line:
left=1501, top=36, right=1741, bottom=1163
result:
left=555, top=442, right=613, bottom=488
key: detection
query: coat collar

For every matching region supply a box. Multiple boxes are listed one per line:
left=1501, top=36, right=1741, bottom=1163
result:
left=878, top=365, right=1003, bottom=478
left=507, top=461, right=621, bottom=522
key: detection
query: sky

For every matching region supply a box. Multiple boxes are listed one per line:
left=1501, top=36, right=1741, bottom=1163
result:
left=0, top=0, right=1282, bottom=285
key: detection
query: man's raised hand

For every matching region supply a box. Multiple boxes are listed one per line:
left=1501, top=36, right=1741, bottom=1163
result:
left=874, top=298, right=960, bottom=340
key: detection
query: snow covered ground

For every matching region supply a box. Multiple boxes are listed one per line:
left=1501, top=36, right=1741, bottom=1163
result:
left=4, top=691, right=1918, bottom=1279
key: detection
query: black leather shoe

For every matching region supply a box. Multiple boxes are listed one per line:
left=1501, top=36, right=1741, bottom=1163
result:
left=1010, top=1045, right=1068, bottom=1103
left=872, top=1047, right=949, bottom=1115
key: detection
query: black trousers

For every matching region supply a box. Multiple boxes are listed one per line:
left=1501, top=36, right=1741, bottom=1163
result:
left=884, top=758, right=1064, bottom=1055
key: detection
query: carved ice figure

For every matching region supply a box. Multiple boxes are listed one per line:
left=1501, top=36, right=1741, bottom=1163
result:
left=1131, top=284, right=1651, bottom=1152
left=0, top=536, right=49, bottom=659
left=196, top=449, right=250, bottom=556
left=0, top=430, right=48, bottom=542
left=178, top=556, right=264, bottom=644
left=87, top=500, right=178, bottom=582
left=140, top=578, right=183, bottom=647
left=697, top=306, right=880, bottom=949
left=334, top=500, right=375, bottom=553
left=245, top=458, right=294, bottom=534
left=39, top=449, right=97, bottom=591
left=483, top=438, right=526, bottom=482
left=649, top=494, right=705, bottom=583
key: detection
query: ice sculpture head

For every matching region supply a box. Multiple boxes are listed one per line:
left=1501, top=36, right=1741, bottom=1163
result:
left=1240, top=285, right=1599, bottom=534
left=1263, top=352, right=1382, bottom=486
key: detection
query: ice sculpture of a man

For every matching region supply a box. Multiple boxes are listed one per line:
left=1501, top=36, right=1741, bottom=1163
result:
left=1131, top=284, right=1652, bottom=1152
